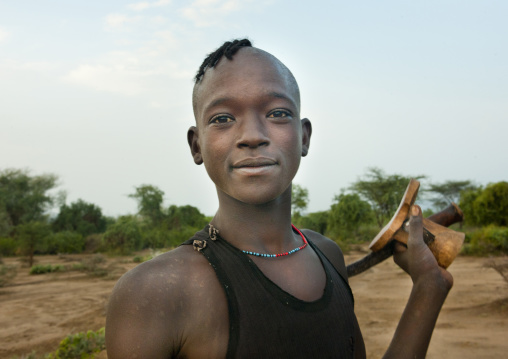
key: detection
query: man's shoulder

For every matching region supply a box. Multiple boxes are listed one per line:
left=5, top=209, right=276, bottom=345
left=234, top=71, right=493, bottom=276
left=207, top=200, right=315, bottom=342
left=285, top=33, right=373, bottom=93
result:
left=106, top=238, right=229, bottom=358
left=300, top=229, right=349, bottom=282
left=300, top=229, right=345, bottom=256
left=113, top=245, right=214, bottom=300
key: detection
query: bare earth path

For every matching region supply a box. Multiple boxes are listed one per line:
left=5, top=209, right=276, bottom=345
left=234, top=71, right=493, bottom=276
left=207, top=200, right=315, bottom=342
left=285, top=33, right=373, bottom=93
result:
left=1, top=251, right=507, bottom=358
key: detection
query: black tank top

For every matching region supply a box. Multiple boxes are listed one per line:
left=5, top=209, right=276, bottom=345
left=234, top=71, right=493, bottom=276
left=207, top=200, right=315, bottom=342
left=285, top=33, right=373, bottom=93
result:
left=183, top=226, right=359, bottom=358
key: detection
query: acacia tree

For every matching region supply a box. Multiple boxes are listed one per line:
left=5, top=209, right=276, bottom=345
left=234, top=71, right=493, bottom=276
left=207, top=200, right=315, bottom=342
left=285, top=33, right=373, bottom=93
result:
left=428, top=180, right=478, bottom=209
left=16, top=221, right=51, bottom=267
left=0, top=169, right=59, bottom=235
left=350, top=168, right=425, bottom=228
left=128, top=185, right=165, bottom=225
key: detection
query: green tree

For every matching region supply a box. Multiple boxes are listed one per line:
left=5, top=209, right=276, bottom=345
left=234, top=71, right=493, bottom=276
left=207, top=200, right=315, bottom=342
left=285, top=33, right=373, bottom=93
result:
left=328, top=193, right=373, bottom=238
left=52, top=199, right=107, bottom=237
left=167, top=205, right=207, bottom=230
left=0, top=169, right=59, bottom=233
left=469, top=182, right=508, bottom=226
left=297, top=211, right=329, bottom=234
left=350, top=168, right=424, bottom=228
left=16, top=221, right=51, bottom=266
left=103, top=215, right=142, bottom=254
left=291, top=184, right=309, bottom=222
left=128, top=185, right=165, bottom=225
left=459, top=186, right=483, bottom=225
left=428, top=180, right=478, bottom=209
left=45, top=231, right=85, bottom=254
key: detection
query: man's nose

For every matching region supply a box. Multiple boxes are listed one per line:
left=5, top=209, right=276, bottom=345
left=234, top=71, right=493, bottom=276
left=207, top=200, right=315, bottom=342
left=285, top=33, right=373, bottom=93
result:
left=236, top=115, right=270, bottom=149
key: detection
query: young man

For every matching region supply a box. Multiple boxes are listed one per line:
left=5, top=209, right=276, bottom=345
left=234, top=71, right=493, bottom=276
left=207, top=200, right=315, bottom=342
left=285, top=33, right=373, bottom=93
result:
left=106, top=39, right=453, bottom=358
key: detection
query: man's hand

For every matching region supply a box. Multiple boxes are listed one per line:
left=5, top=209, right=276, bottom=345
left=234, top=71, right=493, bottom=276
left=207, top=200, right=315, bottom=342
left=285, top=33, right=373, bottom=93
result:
left=393, top=204, right=453, bottom=289
left=383, top=204, right=453, bottom=359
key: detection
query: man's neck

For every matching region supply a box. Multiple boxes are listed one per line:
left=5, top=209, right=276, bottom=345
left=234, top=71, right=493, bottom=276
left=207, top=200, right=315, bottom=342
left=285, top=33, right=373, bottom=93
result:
left=210, top=188, right=299, bottom=254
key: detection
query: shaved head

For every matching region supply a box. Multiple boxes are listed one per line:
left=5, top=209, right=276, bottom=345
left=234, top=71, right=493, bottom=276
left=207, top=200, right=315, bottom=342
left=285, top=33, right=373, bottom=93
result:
left=192, top=44, right=300, bottom=122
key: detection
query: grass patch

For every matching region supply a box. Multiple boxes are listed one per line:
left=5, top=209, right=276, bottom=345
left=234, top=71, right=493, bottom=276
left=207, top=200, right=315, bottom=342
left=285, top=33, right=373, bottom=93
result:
left=11, top=328, right=105, bottom=359
left=29, top=254, right=117, bottom=278
left=29, top=264, right=66, bottom=275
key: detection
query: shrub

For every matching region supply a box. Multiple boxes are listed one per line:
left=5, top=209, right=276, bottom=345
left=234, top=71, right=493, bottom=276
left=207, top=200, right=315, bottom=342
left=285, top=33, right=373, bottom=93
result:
left=166, top=226, right=200, bottom=248
left=0, top=237, right=17, bottom=256
left=78, top=254, right=109, bottom=277
left=103, top=216, right=142, bottom=254
left=462, top=225, right=508, bottom=255
left=45, top=231, right=85, bottom=254
left=30, top=264, right=66, bottom=275
left=328, top=193, right=373, bottom=240
left=460, top=182, right=508, bottom=226
left=473, top=182, right=508, bottom=226
left=141, top=227, right=171, bottom=249
left=84, top=234, right=104, bottom=253
left=45, top=327, right=105, bottom=359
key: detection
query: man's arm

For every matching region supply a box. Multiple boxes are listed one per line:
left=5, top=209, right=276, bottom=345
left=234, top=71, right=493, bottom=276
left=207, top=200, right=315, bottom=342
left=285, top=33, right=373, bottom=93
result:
left=105, top=255, right=184, bottom=359
left=106, top=246, right=230, bottom=359
left=384, top=204, right=453, bottom=358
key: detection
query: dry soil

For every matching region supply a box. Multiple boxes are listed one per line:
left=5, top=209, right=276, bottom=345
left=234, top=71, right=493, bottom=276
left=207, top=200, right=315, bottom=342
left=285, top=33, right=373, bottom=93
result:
left=1, top=250, right=507, bottom=358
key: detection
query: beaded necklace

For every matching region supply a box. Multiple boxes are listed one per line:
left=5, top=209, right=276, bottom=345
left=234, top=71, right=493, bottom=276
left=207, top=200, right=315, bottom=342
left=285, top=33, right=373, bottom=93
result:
left=209, top=224, right=308, bottom=258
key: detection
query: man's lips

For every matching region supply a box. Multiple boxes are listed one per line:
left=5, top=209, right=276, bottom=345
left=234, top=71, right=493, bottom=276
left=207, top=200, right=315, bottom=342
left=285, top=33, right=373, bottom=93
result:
left=232, top=157, right=278, bottom=168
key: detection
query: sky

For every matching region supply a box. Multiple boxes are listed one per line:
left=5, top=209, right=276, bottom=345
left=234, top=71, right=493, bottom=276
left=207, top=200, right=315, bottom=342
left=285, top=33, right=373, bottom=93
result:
left=1, top=0, right=507, bottom=217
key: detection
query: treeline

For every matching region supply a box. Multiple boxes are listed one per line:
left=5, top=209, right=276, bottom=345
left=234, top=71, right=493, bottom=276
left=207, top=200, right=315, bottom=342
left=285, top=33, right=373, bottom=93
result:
left=291, top=168, right=508, bottom=254
left=0, top=169, right=209, bottom=265
left=0, top=167, right=507, bottom=263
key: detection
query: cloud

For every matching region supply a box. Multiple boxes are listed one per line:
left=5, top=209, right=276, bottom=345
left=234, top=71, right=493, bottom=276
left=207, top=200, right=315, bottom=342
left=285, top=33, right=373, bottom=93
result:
left=0, top=27, right=9, bottom=43
left=63, top=56, right=151, bottom=96
left=180, top=0, right=246, bottom=27
left=62, top=47, right=193, bottom=96
left=128, top=0, right=171, bottom=11
left=104, top=14, right=141, bottom=30
left=0, top=59, right=57, bottom=72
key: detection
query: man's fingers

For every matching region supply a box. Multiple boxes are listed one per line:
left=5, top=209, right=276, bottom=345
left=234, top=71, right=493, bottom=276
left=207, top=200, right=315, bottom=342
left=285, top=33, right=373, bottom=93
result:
left=408, top=204, right=424, bottom=249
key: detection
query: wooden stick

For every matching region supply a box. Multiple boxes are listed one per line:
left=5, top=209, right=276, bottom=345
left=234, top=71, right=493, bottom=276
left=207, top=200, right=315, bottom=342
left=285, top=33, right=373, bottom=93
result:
left=346, top=202, right=464, bottom=278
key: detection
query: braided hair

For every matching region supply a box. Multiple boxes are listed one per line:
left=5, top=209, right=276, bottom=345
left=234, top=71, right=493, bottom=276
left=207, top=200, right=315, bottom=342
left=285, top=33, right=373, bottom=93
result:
left=194, top=39, right=252, bottom=83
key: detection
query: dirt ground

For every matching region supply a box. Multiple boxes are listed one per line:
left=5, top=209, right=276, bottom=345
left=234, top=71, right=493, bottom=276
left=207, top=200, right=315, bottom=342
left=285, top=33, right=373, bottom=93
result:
left=1, top=249, right=507, bottom=359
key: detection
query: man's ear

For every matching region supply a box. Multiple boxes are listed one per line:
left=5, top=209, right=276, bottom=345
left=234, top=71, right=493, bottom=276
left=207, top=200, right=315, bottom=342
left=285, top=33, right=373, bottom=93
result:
left=187, top=126, right=203, bottom=165
left=300, top=118, right=312, bottom=157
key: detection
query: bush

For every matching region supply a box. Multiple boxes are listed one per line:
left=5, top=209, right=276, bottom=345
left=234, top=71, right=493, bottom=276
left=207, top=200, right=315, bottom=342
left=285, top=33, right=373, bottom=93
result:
left=45, top=231, right=85, bottom=254
left=30, top=264, right=66, bottom=275
left=328, top=193, right=374, bottom=240
left=103, top=216, right=142, bottom=254
left=462, top=225, right=508, bottom=255
left=166, top=226, right=200, bottom=248
left=141, top=227, right=171, bottom=249
left=460, top=182, right=508, bottom=226
left=78, top=254, right=109, bottom=277
left=45, top=327, right=105, bottom=359
left=0, top=237, right=17, bottom=256
left=84, top=234, right=104, bottom=253
left=473, top=182, right=508, bottom=226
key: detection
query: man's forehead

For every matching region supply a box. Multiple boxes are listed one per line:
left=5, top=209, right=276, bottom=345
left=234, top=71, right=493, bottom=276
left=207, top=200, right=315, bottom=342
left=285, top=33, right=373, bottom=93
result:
left=193, top=47, right=300, bottom=115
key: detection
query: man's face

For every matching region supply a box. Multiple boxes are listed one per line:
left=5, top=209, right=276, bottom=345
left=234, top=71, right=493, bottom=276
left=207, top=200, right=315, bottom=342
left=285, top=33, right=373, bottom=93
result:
left=189, top=48, right=311, bottom=206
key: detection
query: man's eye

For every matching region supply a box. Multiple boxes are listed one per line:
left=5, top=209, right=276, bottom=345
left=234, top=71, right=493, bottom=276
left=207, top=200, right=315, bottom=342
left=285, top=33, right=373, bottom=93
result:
left=210, top=115, right=234, bottom=124
left=268, top=110, right=292, bottom=118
